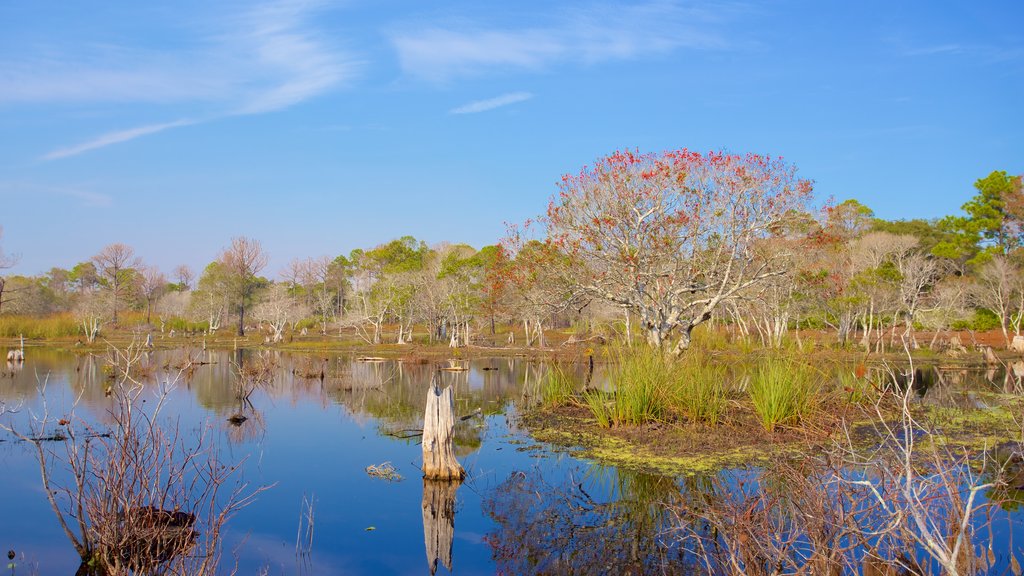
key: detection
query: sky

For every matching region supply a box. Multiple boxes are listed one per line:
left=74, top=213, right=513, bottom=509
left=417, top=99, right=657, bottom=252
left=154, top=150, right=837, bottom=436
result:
left=1, top=0, right=1022, bottom=278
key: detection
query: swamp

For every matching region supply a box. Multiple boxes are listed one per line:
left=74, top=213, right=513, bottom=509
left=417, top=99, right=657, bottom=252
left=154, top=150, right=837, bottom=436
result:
left=0, top=343, right=1021, bottom=575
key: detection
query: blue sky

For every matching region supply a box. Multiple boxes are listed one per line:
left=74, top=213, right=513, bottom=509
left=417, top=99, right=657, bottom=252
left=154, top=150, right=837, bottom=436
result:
left=1, top=0, right=1021, bottom=277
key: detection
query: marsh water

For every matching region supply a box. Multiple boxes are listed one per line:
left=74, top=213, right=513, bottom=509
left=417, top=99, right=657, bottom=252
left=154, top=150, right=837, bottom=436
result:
left=0, top=348, right=1021, bottom=574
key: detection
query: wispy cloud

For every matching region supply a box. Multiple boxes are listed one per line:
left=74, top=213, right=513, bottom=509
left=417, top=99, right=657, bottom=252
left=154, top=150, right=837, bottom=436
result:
left=450, top=92, right=533, bottom=114
left=43, top=119, right=197, bottom=160
left=6, top=0, right=358, bottom=160
left=390, top=2, right=735, bottom=82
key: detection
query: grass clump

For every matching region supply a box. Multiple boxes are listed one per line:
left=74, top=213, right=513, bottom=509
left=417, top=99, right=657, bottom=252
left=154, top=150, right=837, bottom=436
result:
left=748, top=358, right=819, bottom=432
left=540, top=364, right=577, bottom=408
left=586, top=349, right=671, bottom=428
left=672, top=356, right=728, bottom=426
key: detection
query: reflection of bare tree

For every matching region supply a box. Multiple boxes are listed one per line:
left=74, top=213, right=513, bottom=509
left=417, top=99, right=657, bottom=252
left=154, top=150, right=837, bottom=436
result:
left=422, top=479, right=459, bottom=575
left=483, top=466, right=685, bottom=575
left=672, top=385, right=1023, bottom=575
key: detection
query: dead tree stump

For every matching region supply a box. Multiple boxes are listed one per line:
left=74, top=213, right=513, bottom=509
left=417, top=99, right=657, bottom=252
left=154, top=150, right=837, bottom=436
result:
left=422, top=479, right=459, bottom=575
left=422, top=380, right=465, bottom=481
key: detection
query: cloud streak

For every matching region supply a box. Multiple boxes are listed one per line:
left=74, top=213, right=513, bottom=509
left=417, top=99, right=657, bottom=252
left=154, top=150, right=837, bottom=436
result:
left=390, top=1, right=735, bottom=82
left=450, top=92, right=533, bottom=114
left=42, top=119, right=197, bottom=160
left=9, top=0, right=357, bottom=160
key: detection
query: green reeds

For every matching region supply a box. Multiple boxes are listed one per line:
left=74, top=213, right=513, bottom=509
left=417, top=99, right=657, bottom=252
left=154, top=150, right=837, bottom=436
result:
left=672, top=356, right=728, bottom=426
left=540, top=364, right=576, bottom=408
left=748, top=358, right=819, bottom=432
left=587, top=349, right=670, bottom=428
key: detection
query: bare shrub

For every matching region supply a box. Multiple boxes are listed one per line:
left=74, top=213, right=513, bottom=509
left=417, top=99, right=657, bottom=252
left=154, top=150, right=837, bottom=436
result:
left=0, top=342, right=268, bottom=575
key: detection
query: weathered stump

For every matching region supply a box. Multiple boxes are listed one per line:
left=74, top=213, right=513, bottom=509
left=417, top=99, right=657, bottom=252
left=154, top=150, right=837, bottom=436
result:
left=422, top=381, right=465, bottom=481
left=422, top=479, right=459, bottom=575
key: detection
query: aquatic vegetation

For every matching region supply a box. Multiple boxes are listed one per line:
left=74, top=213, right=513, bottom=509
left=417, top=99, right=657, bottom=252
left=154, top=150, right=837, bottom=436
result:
left=586, top=349, right=670, bottom=427
left=672, top=355, right=728, bottom=426
left=538, top=363, right=576, bottom=408
left=747, top=357, right=819, bottom=432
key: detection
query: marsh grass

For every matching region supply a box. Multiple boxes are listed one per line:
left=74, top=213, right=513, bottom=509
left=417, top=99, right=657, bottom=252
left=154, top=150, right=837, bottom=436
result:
left=540, top=364, right=577, bottom=408
left=587, top=349, right=670, bottom=428
left=672, top=356, right=728, bottom=426
left=0, top=314, right=80, bottom=339
left=748, top=358, right=820, bottom=432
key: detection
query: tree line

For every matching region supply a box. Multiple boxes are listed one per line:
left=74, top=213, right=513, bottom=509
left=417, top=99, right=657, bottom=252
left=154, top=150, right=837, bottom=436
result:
left=0, top=150, right=1021, bottom=352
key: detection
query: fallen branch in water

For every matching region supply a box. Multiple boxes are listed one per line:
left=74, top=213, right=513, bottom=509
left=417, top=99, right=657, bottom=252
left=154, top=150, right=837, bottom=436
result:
left=366, top=462, right=403, bottom=482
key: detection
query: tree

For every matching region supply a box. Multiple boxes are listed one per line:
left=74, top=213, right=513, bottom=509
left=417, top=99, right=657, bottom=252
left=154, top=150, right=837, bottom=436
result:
left=191, top=262, right=232, bottom=333
left=218, top=237, right=269, bottom=336
left=0, top=225, right=20, bottom=314
left=139, top=266, right=168, bottom=325
left=825, top=199, right=874, bottom=240
left=252, top=284, right=306, bottom=343
left=529, top=149, right=814, bottom=355
left=92, top=243, right=141, bottom=325
left=936, top=170, right=1024, bottom=265
left=173, top=265, right=194, bottom=291
left=971, top=255, right=1021, bottom=347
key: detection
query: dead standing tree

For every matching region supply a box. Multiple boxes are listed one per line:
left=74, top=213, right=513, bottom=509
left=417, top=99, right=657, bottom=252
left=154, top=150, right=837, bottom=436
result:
left=421, top=375, right=464, bottom=574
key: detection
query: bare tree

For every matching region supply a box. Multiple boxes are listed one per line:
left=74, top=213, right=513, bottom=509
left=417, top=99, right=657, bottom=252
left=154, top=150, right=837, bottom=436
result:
left=219, top=237, right=269, bottom=336
left=971, top=255, right=1021, bottom=347
left=139, top=266, right=168, bottom=325
left=74, top=291, right=109, bottom=343
left=252, top=284, right=307, bottom=343
left=173, top=264, right=194, bottom=290
left=92, top=243, right=141, bottom=325
left=155, top=290, right=191, bottom=333
left=0, top=225, right=21, bottom=314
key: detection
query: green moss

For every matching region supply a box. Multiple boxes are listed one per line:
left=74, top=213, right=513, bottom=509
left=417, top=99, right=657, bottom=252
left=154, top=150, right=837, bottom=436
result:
left=530, top=423, right=781, bottom=477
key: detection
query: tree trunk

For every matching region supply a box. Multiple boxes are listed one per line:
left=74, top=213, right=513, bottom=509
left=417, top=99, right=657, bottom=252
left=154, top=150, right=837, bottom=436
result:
left=671, top=325, right=693, bottom=357
left=237, top=302, right=246, bottom=336
left=422, top=382, right=465, bottom=481
left=422, top=479, right=459, bottom=575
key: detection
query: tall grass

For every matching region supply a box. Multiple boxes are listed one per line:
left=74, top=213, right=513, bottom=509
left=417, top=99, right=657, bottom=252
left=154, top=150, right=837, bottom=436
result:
left=748, top=358, right=819, bottom=432
left=672, top=356, right=728, bottom=426
left=586, top=349, right=670, bottom=428
left=0, top=314, right=80, bottom=338
left=539, top=364, right=577, bottom=408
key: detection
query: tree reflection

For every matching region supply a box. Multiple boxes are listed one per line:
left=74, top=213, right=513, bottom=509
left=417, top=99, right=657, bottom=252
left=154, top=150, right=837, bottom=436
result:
left=483, top=465, right=689, bottom=575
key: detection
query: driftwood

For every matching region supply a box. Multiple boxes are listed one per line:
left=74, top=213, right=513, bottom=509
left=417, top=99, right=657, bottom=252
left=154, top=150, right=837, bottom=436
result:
left=422, top=479, right=459, bottom=575
left=421, top=380, right=465, bottom=481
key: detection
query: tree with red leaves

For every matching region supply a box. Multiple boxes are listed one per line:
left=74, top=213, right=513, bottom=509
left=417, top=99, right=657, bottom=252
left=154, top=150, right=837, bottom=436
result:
left=532, top=148, right=815, bottom=355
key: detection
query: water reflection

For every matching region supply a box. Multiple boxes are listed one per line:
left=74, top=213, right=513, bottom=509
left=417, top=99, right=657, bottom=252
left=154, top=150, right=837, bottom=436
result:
left=0, top=350, right=1021, bottom=575
left=484, top=465, right=688, bottom=575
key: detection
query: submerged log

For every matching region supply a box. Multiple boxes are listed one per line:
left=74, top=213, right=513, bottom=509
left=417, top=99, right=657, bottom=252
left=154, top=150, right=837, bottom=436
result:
left=421, top=380, right=465, bottom=481
left=422, top=479, right=459, bottom=575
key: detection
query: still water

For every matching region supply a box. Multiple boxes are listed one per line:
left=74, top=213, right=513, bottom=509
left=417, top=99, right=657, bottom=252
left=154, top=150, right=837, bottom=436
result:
left=0, top=348, right=1020, bottom=574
